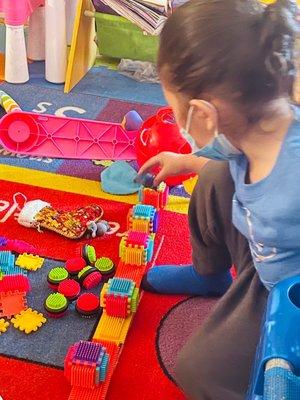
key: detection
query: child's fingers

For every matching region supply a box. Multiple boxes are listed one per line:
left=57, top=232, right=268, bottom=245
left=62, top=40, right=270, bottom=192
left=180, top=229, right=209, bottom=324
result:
left=137, top=155, right=161, bottom=176
left=153, top=170, right=167, bottom=186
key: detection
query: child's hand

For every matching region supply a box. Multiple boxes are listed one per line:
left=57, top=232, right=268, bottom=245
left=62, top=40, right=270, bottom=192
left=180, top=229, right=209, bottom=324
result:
left=137, top=152, right=196, bottom=186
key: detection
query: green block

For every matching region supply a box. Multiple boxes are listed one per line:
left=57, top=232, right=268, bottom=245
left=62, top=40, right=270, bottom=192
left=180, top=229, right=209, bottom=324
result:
left=131, top=287, right=139, bottom=313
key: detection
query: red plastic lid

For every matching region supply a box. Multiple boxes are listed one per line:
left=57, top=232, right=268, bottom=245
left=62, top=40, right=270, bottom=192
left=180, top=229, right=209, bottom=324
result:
left=58, top=279, right=81, bottom=299
left=76, top=293, right=100, bottom=313
left=65, top=257, right=86, bottom=274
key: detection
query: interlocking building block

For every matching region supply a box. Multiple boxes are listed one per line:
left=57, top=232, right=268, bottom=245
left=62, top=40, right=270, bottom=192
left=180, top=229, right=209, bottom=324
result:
left=138, top=182, right=169, bottom=209
left=68, top=342, right=119, bottom=400
left=0, top=251, right=21, bottom=275
left=16, top=253, right=45, bottom=271
left=65, top=341, right=109, bottom=389
left=92, top=312, right=133, bottom=345
left=100, top=278, right=140, bottom=318
left=0, top=291, right=27, bottom=319
left=11, top=308, right=46, bottom=334
left=0, top=318, right=9, bottom=334
left=119, top=231, right=154, bottom=265
left=128, top=204, right=159, bottom=234
left=115, top=261, right=146, bottom=287
left=0, top=275, right=31, bottom=294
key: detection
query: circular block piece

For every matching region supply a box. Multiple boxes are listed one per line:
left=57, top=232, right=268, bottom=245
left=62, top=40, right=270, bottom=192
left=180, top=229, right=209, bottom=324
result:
left=78, top=266, right=102, bottom=289
left=65, top=257, right=86, bottom=276
left=47, top=267, right=69, bottom=290
left=44, top=293, right=68, bottom=318
left=75, top=293, right=100, bottom=317
left=58, top=279, right=81, bottom=301
left=95, top=257, right=115, bottom=276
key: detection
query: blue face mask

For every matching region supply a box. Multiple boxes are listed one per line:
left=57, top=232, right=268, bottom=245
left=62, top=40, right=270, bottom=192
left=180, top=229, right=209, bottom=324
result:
left=180, top=106, right=242, bottom=161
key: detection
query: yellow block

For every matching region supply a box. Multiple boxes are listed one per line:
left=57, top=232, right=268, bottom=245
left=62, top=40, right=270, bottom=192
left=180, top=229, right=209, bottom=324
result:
left=100, top=283, right=107, bottom=308
left=131, top=218, right=150, bottom=233
left=64, top=0, right=97, bottom=93
left=93, top=312, right=133, bottom=345
left=121, top=246, right=146, bottom=266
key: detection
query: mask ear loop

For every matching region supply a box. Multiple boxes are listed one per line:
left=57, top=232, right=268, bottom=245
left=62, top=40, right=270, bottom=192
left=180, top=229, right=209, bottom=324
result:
left=185, top=106, right=194, bottom=133
left=196, top=100, right=219, bottom=138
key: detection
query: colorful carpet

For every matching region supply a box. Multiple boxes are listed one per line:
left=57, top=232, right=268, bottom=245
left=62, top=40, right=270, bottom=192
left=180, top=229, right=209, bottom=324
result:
left=0, top=69, right=218, bottom=400
left=0, top=178, right=218, bottom=400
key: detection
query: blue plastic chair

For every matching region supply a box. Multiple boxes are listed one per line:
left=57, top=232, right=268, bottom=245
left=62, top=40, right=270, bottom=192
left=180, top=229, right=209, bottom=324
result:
left=247, top=276, right=300, bottom=400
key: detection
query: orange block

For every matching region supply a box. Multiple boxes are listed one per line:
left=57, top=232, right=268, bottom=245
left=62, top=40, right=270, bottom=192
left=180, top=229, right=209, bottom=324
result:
left=71, top=364, right=95, bottom=389
left=115, top=261, right=146, bottom=287
left=68, top=342, right=119, bottom=400
left=0, top=291, right=27, bottom=319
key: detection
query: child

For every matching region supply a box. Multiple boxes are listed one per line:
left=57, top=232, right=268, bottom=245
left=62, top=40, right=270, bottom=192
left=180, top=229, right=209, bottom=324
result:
left=137, top=0, right=299, bottom=399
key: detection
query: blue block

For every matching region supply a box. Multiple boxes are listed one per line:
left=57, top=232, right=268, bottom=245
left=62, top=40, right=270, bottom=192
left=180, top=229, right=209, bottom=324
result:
left=133, top=204, right=155, bottom=219
left=108, top=277, right=134, bottom=296
left=146, top=237, right=154, bottom=262
left=100, top=353, right=109, bottom=382
left=0, top=251, right=15, bottom=271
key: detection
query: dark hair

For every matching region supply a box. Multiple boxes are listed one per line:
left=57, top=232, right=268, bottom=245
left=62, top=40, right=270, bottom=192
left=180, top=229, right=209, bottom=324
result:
left=158, top=0, right=298, bottom=120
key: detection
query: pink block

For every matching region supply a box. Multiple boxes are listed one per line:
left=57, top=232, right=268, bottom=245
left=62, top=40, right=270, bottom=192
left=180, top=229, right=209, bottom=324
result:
left=126, top=231, right=149, bottom=247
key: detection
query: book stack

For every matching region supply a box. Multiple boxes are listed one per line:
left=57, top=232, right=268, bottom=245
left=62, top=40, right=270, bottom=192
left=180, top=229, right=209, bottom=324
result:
left=95, top=0, right=170, bottom=35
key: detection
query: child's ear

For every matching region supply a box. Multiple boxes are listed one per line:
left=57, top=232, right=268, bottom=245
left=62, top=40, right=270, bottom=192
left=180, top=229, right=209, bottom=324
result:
left=189, top=99, right=218, bottom=133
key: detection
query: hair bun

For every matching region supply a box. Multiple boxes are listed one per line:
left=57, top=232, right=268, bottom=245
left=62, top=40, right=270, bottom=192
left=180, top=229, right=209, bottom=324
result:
left=260, top=0, right=298, bottom=90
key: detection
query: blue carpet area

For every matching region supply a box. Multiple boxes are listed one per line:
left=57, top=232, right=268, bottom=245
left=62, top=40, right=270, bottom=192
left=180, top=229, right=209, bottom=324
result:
left=27, top=61, right=165, bottom=105
left=0, top=82, right=109, bottom=119
left=0, top=258, right=102, bottom=368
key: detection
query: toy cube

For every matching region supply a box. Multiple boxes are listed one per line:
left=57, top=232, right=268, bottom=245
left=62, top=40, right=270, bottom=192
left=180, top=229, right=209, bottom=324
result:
left=127, top=204, right=159, bottom=234
left=64, top=341, right=109, bottom=388
left=138, top=182, right=169, bottom=209
left=119, top=231, right=154, bottom=265
left=100, top=277, right=139, bottom=318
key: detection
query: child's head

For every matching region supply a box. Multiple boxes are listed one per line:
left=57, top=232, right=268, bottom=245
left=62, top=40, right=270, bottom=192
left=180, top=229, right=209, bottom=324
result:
left=158, top=0, right=298, bottom=144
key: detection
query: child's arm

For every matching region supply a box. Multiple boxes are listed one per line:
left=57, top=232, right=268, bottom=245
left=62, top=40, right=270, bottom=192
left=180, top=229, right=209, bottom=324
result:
left=137, top=152, right=209, bottom=186
left=184, top=154, right=209, bottom=174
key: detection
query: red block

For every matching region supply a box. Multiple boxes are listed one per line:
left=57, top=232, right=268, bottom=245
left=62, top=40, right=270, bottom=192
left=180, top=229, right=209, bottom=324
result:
left=105, top=294, right=128, bottom=318
left=0, top=275, right=30, bottom=293
left=126, top=231, right=149, bottom=247
left=143, top=189, right=160, bottom=209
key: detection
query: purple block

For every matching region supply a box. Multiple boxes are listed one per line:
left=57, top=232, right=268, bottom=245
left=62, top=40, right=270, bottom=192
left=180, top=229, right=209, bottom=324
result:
left=153, top=211, right=159, bottom=233
left=0, top=237, right=7, bottom=247
left=74, top=341, right=104, bottom=364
